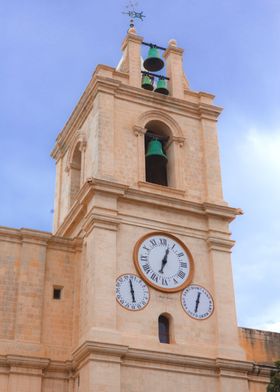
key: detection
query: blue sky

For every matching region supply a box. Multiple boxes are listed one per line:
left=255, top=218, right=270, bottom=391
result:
left=1, top=0, right=280, bottom=332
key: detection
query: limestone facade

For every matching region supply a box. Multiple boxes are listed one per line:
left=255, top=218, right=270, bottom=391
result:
left=0, top=28, right=279, bottom=391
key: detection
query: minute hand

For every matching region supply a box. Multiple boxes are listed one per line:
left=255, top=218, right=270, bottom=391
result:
left=194, top=292, right=201, bottom=313
left=129, top=279, right=136, bottom=303
left=158, top=248, right=169, bottom=274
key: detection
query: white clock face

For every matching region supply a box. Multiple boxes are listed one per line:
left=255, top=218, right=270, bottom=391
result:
left=181, top=285, right=214, bottom=320
left=134, top=232, right=194, bottom=292
left=116, top=274, right=150, bottom=311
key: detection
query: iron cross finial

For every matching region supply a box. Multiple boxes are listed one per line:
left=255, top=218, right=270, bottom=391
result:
left=122, top=1, right=146, bottom=27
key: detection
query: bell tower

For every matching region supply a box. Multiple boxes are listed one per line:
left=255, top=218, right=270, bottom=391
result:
left=51, top=27, right=249, bottom=392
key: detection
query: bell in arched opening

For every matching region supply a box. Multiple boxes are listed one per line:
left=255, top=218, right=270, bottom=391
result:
left=145, top=139, right=168, bottom=186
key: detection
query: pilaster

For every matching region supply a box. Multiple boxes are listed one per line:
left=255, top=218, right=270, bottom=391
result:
left=121, top=28, right=143, bottom=88
left=164, top=40, right=185, bottom=99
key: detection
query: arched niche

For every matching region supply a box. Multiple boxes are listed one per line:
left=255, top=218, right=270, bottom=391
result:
left=158, top=313, right=173, bottom=344
left=66, top=133, right=87, bottom=207
left=134, top=110, right=185, bottom=189
left=69, top=143, right=82, bottom=206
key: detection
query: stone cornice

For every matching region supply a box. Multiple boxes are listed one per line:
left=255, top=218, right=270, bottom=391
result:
left=207, top=237, right=235, bottom=252
left=54, top=179, right=241, bottom=237
left=72, top=341, right=129, bottom=367
left=114, top=82, right=222, bottom=121
left=0, top=345, right=274, bottom=381
left=0, top=226, right=79, bottom=252
left=81, top=213, right=120, bottom=235
left=6, top=355, right=49, bottom=370
left=216, top=358, right=253, bottom=373
left=55, top=178, right=128, bottom=237
left=138, top=181, right=185, bottom=197
left=71, top=341, right=257, bottom=378
left=125, top=188, right=241, bottom=222
left=0, top=355, right=74, bottom=375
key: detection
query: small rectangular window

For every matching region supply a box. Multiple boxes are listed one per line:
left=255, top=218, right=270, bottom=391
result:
left=53, top=287, right=62, bottom=300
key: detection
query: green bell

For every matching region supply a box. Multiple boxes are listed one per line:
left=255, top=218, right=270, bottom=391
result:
left=141, top=75, right=154, bottom=91
left=154, top=78, right=169, bottom=95
left=146, top=139, right=167, bottom=160
left=143, top=47, right=164, bottom=72
left=145, top=139, right=168, bottom=186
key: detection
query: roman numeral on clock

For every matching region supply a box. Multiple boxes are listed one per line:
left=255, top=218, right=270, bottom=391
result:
left=159, top=238, right=167, bottom=246
left=150, top=239, right=157, bottom=247
left=180, top=262, right=187, bottom=269
left=140, top=255, right=148, bottom=262
left=143, top=264, right=151, bottom=273
left=177, top=270, right=186, bottom=279
left=150, top=273, right=158, bottom=282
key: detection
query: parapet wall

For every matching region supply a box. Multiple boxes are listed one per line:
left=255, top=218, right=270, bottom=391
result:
left=239, top=327, right=280, bottom=364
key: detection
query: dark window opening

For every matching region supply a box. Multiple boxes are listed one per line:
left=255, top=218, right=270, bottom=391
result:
left=145, top=131, right=168, bottom=186
left=53, top=287, right=62, bottom=300
left=158, top=314, right=170, bottom=344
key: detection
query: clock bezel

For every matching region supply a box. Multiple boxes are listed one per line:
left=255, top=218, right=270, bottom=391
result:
left=133, top=231, right=194, bottom=293
left=180, top=284, right=214, bottom=320
left=115, top=273, right=150, bottom=312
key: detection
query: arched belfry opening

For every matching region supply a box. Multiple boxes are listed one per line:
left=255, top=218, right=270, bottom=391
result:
left=69, top=143, right=82, bottom=206
left=145, top=120, right=172, bottom=187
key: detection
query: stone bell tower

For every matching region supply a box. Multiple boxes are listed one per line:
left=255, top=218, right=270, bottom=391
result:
left=1, top=23, right=280, bottom=392
left=49, top=26, right=253, bottom=392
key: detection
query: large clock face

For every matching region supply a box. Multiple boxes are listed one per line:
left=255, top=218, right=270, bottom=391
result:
left=133, top=232, right=194, bottom=292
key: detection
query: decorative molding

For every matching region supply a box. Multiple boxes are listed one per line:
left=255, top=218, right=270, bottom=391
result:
left=82, top=213, right=120, bottom=235
left=203, top=202, right=243, bottom=222
left=72, top=341, right=129, bottom=367
left=135, top=109, right=185, bottom=140
left=0, top=226, right=80, bottom=252
left=54, top=178, right=128, bottom=237
left=207, top=237, right=236, bottom=252
left=6, top=355, right=50, bottom=370
left=51, top=70, right=223, bottom=163
left=138, top=181, right=185, bottom=197
left=172, top=136, right=185, bottom=147
left=0, top=345, right=275, bottom=384
left=133, top=125, right=146, bottom=136
left=216, top=358, right=253, bottom=373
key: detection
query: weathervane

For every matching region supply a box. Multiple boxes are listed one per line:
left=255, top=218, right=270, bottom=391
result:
left=122, top=1, right=146, bottom=28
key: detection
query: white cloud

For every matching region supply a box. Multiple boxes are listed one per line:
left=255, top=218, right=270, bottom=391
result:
left=257, top=322, right=280, bottom=333
left=239, top=127, right=280, bottom=180
left=223, top=126, right=280, bottom=331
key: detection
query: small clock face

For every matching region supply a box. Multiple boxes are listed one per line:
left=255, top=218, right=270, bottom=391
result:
left=181, top=285, right=214, bottom=320
left=116, top=274, right=150, bottom=311
left=133, top=232, right=194, bottom=292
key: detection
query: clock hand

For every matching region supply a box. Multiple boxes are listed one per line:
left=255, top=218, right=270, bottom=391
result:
left=194, top=292, right=201, bottom=313
left=129, top=279, right=136, bottom=303
left=158, top=248, right=169, bottom=274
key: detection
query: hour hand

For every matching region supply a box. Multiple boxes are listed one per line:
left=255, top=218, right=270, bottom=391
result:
left=158, top=248, right=169, bottom=273
left=129, top=279, right=136, bottom=303
left=194, top=292, right=201, bottom=313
